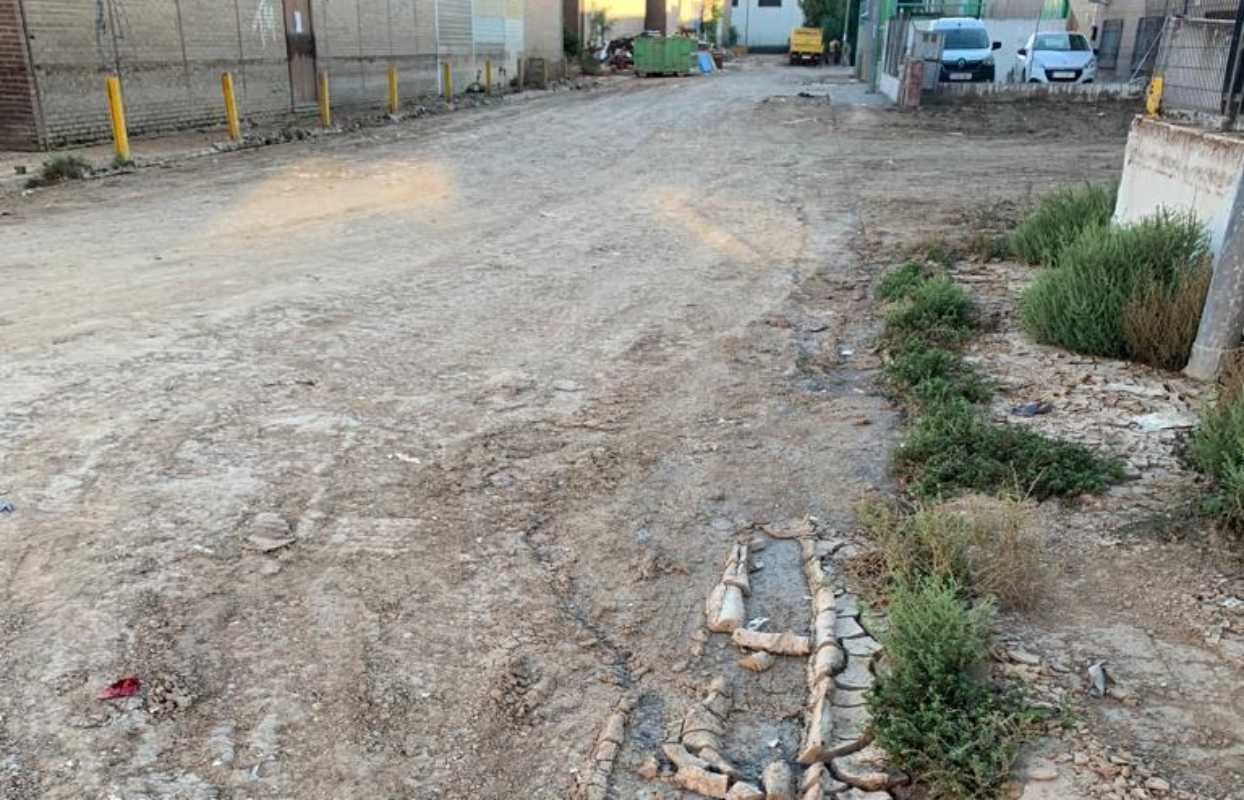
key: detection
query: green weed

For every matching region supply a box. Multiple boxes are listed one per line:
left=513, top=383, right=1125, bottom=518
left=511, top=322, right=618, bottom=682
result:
left=1187, top=384, right=1244, bottom=533
left=24, top=155, right=92, bottom=188
left=886, top=277, right=976, bottom=346
left=1009, top=183, right=1115, bottom=265
left=1019, top=212, right=1209, bottom=362
left=895, top=398, right=1126, bottom=500
left=886, top=341, right=992, bottom=406
left=878, top=262, right=928, bottom=302
left=868, top=577, right=1025, bottom=800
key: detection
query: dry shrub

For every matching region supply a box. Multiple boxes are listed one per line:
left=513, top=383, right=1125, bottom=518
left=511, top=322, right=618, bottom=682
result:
left=1122, top=261, right=1212, bottom=371
left=1217, top=348, right=1244, bottom=405
left=856, top=496, right=1043, bottom=611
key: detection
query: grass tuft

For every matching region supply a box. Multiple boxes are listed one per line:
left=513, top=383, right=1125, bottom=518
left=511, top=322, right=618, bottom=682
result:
left=868, top=577, right=1026, bottom=800
left=1019, top=212, right=1209, bottom=365
left=1009, top=183, right=1115, bottom=265
left=885, top=276, right=976, bottom=346
left=25, top=155, right=92, bottom=189
left=1122, top=261, right=1212, bottom=371
left=877, top=262, right=928, bottom=302
left=886, top=340, right=992, bottom=406
left=1187, top=381, right=1244, bottom=534
left=895, top=398, right=1126, bottom=500
left=857, top=496, right=1043, bottom=611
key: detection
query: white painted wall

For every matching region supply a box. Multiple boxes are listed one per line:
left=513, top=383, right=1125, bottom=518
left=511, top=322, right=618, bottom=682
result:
left=733, top=0, right=804, bottom=49
left=1115, top=118, right=1244, bottom=256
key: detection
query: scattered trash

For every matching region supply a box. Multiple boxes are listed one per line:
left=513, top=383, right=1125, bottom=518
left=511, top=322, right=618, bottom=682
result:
left=1087, top=661, right=1108, bottom=697
left=746, top=617, right=769, bottom=631
left=245, top=535, right=295, bottom=553
left=553, top=379, right=581, bottom=392
left=1011, top=401, right=1053, bottom=417
left=1221, top=596, right=1243, bottom=610
left=98, top=676, right=141, bottom=700
left=1133, top=411, right=1197, bottom=432
left=392, top=452, right=421, bottom=464
left=768, top=738, right=780, bottom=748
left=0, top=500, right=14, bottom=513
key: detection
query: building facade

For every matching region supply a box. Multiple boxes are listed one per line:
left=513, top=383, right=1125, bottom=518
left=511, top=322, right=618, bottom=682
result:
left=731, top=0, right=804, bottom=49
left=0, top=0, right=563, bottom=150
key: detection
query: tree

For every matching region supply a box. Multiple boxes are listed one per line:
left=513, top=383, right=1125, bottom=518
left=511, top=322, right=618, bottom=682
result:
left=800, top=0, right=849, bottom=42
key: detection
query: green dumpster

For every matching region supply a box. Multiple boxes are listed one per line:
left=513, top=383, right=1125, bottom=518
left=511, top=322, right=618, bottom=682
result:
left=633, top=35, right=696, bottom=77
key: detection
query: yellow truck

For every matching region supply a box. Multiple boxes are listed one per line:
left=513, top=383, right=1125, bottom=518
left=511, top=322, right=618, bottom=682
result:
left=789, top=27, right=825, bottom=65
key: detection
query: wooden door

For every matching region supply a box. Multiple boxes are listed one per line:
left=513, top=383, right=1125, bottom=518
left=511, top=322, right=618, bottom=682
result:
left=282, top=0, right=317, bottom=106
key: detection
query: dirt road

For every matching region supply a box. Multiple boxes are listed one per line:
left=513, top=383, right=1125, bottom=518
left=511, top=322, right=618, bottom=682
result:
left=0, top=62, right=1135, bottom=799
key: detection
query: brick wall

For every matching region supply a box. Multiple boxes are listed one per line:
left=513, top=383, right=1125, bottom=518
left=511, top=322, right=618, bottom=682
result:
left=0, top=0, right=40, bottom=149
left=9, top=0, right=565, bottom=149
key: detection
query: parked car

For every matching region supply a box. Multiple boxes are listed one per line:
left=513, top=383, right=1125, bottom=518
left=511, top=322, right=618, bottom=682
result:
left=932, top=17, right=1002, bottom=83
left=1017, top=31, right=1097, bottom=83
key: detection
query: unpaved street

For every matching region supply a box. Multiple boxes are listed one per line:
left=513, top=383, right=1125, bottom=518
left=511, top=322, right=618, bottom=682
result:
left=0, top=62, right=1134, bottom=799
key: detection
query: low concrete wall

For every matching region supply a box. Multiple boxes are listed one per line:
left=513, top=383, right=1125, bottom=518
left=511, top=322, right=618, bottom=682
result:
left=1114, top=116, right=1244, bottom=256
left=928, top=80, right=1140, bottom=100
left=879, top=71, right=900, bottom=102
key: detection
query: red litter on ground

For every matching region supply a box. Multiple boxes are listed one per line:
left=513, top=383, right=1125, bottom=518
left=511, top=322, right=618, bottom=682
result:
left=97, top=676, right=141, bottom=700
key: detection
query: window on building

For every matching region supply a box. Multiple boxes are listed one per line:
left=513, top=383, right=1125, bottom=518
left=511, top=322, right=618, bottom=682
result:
left=758, top=0, right=781, bottom=7
left=732, top=0, right=738, bottom=7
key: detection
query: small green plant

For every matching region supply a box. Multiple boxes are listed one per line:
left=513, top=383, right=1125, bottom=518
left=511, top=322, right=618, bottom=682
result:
left=1020, top=212, right=1209, bottom=363
left=886, top=341, right=992, bottom=406
left=25, top=154, right=92, bottom=188
left=877, top=262, right=928, bottom=302
left=886, top=277, right=976, bottom=346
left=1010, top=183, right=1115, bottom=265
left=895, top=398, right=1126, bottom=500
left=868, top=577, right=1025, bottom=800
left=1187, top=378, right=1244, bottom=533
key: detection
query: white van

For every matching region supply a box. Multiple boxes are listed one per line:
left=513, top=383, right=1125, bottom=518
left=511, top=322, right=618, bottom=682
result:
left=931, top=17, right=1001, bottom=83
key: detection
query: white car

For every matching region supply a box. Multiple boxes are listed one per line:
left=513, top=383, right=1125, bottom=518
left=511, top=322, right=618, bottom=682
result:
left=1018, top=32, right=1097, bottom=84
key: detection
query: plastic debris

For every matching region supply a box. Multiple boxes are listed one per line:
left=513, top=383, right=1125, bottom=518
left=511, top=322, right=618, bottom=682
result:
left=97, top=676, right=141, bottom=700
left=1087, top=662, right=1108, bottom=697
left=1011, top=401, right=1053, bottom=417
left=0, top=500, right=14, bottom=513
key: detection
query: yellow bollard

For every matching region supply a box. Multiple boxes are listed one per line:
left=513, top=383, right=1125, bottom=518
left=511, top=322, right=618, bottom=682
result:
left=485, top=59, right=492, bottom=94
left=441, top=61, right=453, bottom=102
left=104, top=75, right=130, bottom=162
left=1146, top=74, right=1164, bottom=118
left=318, top=70, right=332, bottom=127
left=221, top=72, right=241, bottom=141
left=387, top=64, right=399, bottom=114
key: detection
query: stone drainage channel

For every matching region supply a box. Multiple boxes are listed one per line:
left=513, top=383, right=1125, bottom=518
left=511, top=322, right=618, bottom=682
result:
left=580, top=522, right=907, bottom=800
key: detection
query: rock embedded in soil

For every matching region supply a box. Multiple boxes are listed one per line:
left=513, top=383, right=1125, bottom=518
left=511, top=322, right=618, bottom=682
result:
left=834, top=657, right=874, bottom=691
left=732, top=629, right=812, bottom=656
left=726, top=781, right=766, bottom=800
left=738, top=650, right=777, bottom=672
left=762, top=760, right=794, bottom=800
left=673, top=763, right=729, bottom=798
left=831, top=744, right=908, bottom=791
left=797, top=689, right=834, bottom=765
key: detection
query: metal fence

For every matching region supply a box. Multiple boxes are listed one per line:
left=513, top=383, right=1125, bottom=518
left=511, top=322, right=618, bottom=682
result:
left=1154, top=0, right=1244, bottom=124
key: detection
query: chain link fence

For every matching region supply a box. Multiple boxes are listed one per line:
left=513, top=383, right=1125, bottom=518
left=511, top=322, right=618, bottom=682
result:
left=1154, top=0, right=1244, bottom=125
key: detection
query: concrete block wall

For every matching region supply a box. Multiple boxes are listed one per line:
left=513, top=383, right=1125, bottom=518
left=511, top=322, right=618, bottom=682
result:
left=13, top=0, right=292, bottom=148
left=1115, top=116, right=1244, bottom=257
left=1, top=0, right=564, bottom=149
left=0, top=0, right=40, bottom=148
